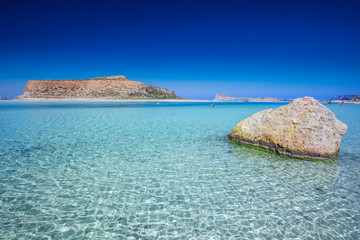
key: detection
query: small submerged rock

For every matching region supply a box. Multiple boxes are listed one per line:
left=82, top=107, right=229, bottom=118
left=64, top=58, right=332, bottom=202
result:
left=228, top=96, right=347, bottom=160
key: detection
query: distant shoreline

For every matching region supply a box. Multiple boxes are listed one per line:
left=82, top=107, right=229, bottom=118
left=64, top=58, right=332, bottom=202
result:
left=2, top=98, right=292, bottom=103
left=3, top=98, right=212, bottom=102
left=2, top=98, right=360, bottom=104
left=329, top=100, right=360, bottom=104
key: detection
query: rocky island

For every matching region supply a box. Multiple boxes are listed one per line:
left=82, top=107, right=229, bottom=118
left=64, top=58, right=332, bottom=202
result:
left=215, top=93, right=283, bottom=102
left=16, top=76, right=182, bottom=100
left=228, top=97, right=347, bottom=160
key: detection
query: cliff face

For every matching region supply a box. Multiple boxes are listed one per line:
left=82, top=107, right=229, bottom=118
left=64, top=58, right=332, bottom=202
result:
left=17, top=76, right=181, bottom=99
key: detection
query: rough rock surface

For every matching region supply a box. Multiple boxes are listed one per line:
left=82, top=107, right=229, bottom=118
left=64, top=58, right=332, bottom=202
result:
left=228, top=97, right=347, bottom=160
left=16, top=76, right=181, bottom=99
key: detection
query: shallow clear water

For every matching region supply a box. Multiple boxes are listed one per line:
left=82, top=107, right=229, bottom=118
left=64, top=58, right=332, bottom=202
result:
left=0, top=101, right=359, bottom=239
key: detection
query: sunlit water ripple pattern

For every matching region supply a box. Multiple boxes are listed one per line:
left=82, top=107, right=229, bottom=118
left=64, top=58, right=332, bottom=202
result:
left=0, top=101, right=359, bottom=239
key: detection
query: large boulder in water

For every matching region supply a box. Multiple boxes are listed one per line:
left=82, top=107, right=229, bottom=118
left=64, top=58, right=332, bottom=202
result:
left=228, top=97, right=347, bottom=160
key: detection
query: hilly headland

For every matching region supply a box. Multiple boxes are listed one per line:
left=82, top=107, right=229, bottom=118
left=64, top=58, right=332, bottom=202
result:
left=16, top=76, right=183, bottom=100
left=330, top=95, right=360, bottom=103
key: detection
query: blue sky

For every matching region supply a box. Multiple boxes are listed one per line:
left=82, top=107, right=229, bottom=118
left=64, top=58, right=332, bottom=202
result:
left=0, top=0, right=359, bottom=100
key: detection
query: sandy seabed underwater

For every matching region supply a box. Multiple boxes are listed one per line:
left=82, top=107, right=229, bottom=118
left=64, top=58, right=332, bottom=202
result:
left=0, top=101, right=359, bottom=239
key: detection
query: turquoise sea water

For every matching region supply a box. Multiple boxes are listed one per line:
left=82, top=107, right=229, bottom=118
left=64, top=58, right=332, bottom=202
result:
left=0, top=101, right=359, bottom=239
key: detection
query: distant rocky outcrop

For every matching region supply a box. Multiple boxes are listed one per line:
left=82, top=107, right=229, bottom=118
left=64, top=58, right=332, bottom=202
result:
left=0, top=96, right=6, bottom=100
left=16, top=76, right=181, bottom=100
left=215, top=94, right=231, bottom=101
left=331, top=95, right=360, bottom=101
left=228, top=96, right=347, bottom=160
left=215, top=93, right=282, bottom=102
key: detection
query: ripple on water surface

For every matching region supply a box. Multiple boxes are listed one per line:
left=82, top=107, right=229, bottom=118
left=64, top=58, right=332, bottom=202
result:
left=0, top=102, right=359, bottom=239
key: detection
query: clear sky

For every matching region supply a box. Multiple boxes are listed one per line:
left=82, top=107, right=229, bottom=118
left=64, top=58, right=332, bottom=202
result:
left=0, top=0, right=359, bottom=100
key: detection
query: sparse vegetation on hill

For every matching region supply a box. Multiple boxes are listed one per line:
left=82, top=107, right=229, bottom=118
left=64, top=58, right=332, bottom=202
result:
left=16, top=76, right=182, bottom=100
